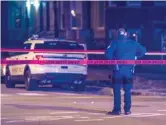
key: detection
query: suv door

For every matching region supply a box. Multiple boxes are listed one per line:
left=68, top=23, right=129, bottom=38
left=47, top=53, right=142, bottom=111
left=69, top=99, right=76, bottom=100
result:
left=12, top=43, right=32, bottom=76
left=8, top=52, right=17, bottom=76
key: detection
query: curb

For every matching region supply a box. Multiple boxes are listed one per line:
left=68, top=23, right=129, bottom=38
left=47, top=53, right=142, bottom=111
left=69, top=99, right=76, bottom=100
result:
left=135, top=92, right=166, bottom=96
left=86, top=80, right=166, bottom=96
left=86, top=85, right=166, bottom=96
left=86, top=80, right=112, bottom=87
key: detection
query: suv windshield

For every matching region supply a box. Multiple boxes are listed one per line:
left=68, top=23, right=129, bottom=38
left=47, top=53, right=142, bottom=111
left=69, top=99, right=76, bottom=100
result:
left=35, top=41, right=84, bottom=50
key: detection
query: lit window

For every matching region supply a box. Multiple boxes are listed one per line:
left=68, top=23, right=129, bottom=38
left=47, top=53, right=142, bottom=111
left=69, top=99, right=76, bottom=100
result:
left=26, top=0, right=40, bottom=17
left=71, top=13, right=81, bottom=29
left=15, top=7, right=21, bottom=28
left=34, top=0, right=40, bottom=10
left=71, top=1, right=82, bottom=29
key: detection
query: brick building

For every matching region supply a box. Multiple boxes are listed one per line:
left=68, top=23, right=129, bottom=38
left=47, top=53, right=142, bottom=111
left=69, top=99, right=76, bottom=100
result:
left=2, top=1, right=166, bottom=50
left=50, top=1, right=166, bottom=49
left=1, top=0, right=48, bottom=47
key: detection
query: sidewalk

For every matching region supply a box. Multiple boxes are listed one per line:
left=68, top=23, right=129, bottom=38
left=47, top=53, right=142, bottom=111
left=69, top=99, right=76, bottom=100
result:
left=87, top=67, right=166, bottom=81
left=86, top=68, right=166, bottom=96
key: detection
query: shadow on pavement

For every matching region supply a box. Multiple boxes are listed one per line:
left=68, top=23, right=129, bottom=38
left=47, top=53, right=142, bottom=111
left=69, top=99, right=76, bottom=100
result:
left=14, top=85, right=103, bottom=95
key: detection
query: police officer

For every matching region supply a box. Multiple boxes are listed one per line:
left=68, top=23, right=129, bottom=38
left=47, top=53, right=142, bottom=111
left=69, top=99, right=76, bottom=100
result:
left=128, top=32, right=138, bottom=73
left=105, top=28, right=146, bottom=115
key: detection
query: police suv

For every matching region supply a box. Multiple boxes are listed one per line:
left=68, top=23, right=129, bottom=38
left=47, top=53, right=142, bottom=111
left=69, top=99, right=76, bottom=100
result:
left=5, top=36, right=87, bottom=91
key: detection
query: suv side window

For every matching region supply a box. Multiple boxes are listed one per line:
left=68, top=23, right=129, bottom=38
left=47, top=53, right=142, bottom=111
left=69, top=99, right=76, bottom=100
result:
left=17, top=43, right=32, bottom=55
left=35, top=41, right=84, bottom=50
left=24, top=44, right=31, bottom=49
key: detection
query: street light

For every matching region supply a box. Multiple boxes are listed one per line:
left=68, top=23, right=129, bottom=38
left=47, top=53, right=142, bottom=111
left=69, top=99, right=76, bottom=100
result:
left=34, top=0, right=40, bottom=10
left=71, top=10, right=77, bottom=28
left=26, top=0, right=40, bottom=13
left=26, top=0, right=31, bottom=17
left=71, top=10, right=76, bottom=17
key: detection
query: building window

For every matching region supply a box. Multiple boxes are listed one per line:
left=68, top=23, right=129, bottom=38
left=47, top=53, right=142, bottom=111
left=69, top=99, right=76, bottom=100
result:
left=70, top=1, right=82, bottom=29
left=98, top=1, right=105, bottom=28
left=71, top=13, right=82, bottom=29
left=114, top=1, right=127, bottom=7
left=108, top=1, right=117, bottom=7
left=15, top=7, right=22, bottom=28
left=161, top=31, right=166, bottom=52
left=141, top=1, right=154, bottom=7
left=154, top=1, right=166, bottom=6
left=127, top=1, right=141, bottom=7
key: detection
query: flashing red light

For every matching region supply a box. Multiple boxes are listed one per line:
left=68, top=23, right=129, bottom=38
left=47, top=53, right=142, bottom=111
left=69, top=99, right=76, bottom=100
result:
left=82, top=56, right=88, bottom=66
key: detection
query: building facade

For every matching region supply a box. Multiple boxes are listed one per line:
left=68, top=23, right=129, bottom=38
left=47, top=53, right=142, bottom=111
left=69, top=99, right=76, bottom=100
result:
left=52, top=1, right=107, bottom=49
left=106, top=1, right=166, bottom=73
left=1, top=1, right=107, bottom=48
left=1, top=1, right=166, bottom=73
left=2, top=1, right=166, bottom=49
left=1, top=0, right=49, bottom=47
left=52, top=1, right=166, bottom=49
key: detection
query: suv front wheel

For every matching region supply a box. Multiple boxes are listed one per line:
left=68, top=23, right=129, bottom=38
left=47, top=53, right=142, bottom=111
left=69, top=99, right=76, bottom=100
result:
left=5, top=70, right=15, bottom=88
left=24, top=70, right=38, bottom=91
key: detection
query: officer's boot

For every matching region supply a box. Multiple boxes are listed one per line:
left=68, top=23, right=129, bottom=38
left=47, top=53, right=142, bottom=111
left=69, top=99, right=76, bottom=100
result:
left=108, top=84, right=121, bottom=115
left=107, top=108, right=121, bottom=115
left=123, top=84, right=132, bottom=115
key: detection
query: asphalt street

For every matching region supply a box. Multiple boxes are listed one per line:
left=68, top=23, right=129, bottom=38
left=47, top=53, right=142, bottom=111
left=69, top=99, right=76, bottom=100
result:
left=1, top=84, right=166, bottom=125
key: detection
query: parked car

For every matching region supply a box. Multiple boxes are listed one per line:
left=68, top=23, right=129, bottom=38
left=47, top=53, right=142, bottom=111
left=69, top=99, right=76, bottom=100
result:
left=5, top=36, right=87, bottom=91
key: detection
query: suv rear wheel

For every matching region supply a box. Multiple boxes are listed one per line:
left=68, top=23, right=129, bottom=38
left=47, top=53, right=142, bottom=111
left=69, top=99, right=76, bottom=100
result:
left=24, top=70, right=38, bottom=91
left=70, top=80, right=86, bottom=92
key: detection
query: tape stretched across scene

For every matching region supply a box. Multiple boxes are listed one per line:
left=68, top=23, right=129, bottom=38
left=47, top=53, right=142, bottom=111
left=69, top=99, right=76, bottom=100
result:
left=1, top=49, right=166, bottom=55
left=1, top=60, right=166, bottom=65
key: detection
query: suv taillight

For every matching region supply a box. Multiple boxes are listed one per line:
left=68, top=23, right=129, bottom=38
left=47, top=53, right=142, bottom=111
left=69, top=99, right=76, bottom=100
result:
left=82, top=56, right=87, bottom=66
left=36, top=55, right=43, bottom=60
left=2, top=58, right=6, bottom=66
left=2, top=64, right=6, bottom=67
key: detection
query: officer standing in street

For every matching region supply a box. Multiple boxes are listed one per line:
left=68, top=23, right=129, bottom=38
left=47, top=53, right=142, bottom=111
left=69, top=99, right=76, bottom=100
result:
left=105, top=28, right=146, bottom=115
left=128, top=32, right=138, bottom=73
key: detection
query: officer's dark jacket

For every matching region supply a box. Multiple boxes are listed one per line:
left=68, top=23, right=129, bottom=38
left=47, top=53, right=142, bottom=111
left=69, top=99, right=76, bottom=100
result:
left=105, top=39, right=146, bottom=71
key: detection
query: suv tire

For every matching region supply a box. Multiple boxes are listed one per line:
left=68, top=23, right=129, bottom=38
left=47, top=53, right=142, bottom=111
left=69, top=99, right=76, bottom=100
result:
left=24, top=70, right=38, bottom=91
left=5, top=69, right=15, bottom=88
left=78, top=82, right=86, bottom=91
left=70, top=81, right=86, bottom=92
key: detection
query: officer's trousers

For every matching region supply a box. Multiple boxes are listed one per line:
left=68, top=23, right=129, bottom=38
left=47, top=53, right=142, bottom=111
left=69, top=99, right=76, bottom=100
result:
left=112, top=70, right=133, bottom=112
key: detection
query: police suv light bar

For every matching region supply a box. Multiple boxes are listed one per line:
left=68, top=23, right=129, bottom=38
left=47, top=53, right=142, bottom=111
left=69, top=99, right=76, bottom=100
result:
left=28, top=34, right=39, bottom=40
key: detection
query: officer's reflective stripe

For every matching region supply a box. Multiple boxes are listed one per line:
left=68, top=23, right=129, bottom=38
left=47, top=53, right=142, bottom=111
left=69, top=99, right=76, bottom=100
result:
left=115, top=64, right=119, bottom=70
left=132, top=56, right=137, bottom=73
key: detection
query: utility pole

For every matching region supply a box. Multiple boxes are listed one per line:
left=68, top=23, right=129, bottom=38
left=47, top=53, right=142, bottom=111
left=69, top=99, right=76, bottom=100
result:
left=54, top=1, right=59, bottom=38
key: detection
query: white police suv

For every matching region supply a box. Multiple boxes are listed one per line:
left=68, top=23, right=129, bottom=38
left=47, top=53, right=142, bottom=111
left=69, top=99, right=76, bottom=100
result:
left=5, top=36, right=87, bottom=91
